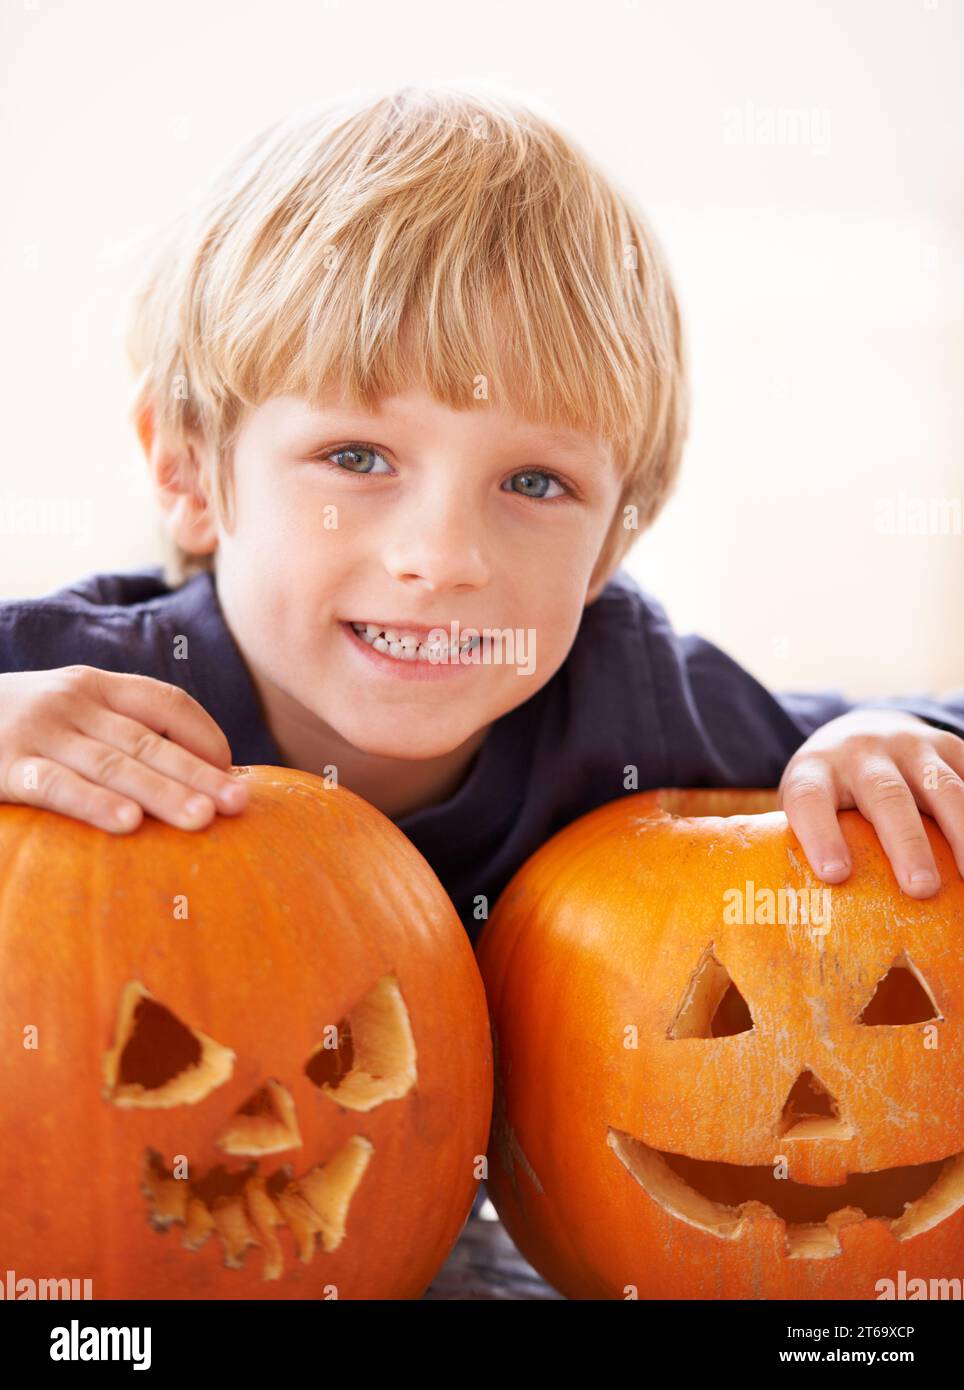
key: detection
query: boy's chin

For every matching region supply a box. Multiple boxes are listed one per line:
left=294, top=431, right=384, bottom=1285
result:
left=341, top=725, right=467, bottom=762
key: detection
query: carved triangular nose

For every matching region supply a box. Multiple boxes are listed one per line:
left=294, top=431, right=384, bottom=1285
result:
left=216, top=1079, right=302, bottom=1156
left=778, top=1069, right=852, bottom=1140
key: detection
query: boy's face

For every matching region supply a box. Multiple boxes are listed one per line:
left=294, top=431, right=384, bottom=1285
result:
left=208, top=387, right=623, bottom=762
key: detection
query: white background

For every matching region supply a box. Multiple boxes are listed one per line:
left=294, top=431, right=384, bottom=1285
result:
left=1, top=0, right=961, bottom=696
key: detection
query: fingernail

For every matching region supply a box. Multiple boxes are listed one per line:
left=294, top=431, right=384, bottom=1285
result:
left=910, top=871, right=938, bottom=888
left=821, top=860, right=848, bottom=875
left=115, top=804, right=139, bottom=828
left=184, top=794, right=211, bottom=818
left=217, top=783, right=246, bottom=808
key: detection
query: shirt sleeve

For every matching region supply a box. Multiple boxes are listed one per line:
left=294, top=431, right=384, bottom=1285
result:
left=652, top=614, right=964, bottom=789
left=0, top=603, right=73, bottom=673
left=776, top=687, right=964, bottom=743
left=0, top=599, right=170, bottom=679
left=0, top=570, right=171, bottom=676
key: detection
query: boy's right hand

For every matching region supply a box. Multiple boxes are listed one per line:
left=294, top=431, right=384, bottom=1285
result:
left=0, top=665, right=249, bottom=833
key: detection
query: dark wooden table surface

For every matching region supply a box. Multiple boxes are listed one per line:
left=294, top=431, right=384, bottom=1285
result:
left=422, top=1185, right=563, bottom=1300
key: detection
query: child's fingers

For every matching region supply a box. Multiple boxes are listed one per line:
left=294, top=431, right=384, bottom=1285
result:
left=67, top=666, right=233, bottom=772
left=42, top=730, right=226, bottom=831
left=2, top=754, right=144, bottom=834
left=779, top=761, right=852, bottom=883
left=925, top=728, right=964, bottom=783
left=70, top=699, right=247, bottom=815
left=849, top=755, right=940, bottom=897
left=905, top=755, right=964, bottom=880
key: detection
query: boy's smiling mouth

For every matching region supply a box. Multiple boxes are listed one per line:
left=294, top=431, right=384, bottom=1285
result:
left=340, top=620, right=482, bottom=678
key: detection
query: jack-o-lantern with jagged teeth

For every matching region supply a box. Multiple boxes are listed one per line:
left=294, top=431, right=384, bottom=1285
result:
left=105, top=973, right=415, bottom=1281
left=478, top=788, right=964, bottom=1300
left=0, top=766, right=492, bottom=1300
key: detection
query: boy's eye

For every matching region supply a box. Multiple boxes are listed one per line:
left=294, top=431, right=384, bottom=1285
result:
left=318, top=445, right=570, bottom=501
left=503, top=470, right=567, bottom=501
left=324, top=444, right=391, bottom=475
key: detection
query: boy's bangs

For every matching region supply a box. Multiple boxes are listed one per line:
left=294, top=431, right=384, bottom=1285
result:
left=194, top=188, right=653, bottom=477
left=264, top=296, right=640, bottom=478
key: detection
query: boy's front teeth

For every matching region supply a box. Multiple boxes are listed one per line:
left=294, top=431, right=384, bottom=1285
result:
left=349, top=621, right=477, bottom=662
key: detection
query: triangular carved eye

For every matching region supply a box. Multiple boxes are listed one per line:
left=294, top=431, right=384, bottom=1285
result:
left=103, top=981, right=235, bottom=1108
left=857, top=952, right=942, bottom=1025
left=668, top=948, right=754, bottom=1039
left=305, top=975, right=417, bottom=1111
left=779, top=1070, right=853, bottom=1139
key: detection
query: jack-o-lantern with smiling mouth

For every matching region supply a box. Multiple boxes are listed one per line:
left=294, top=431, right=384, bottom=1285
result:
left=476, top=788, right=964, bottom=1300
left=0, top=766, right=493, bottom=1300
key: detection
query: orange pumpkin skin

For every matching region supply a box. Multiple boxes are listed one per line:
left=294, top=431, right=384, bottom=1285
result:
left=0, top=765, right=492, bottom=1300
left=476, top=789, right=964, bottom=1300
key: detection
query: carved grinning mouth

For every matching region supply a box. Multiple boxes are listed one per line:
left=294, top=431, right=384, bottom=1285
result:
left=607, top=1132, right=964, bottom=1259
left=140, top=1136, right=373, bottom=1280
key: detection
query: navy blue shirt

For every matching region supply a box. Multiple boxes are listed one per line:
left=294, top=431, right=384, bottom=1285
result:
left=2, top=566, right=962, bottom=944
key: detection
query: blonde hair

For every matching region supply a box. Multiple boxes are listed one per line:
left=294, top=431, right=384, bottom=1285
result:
left=126, top=81, right=689, bottom=592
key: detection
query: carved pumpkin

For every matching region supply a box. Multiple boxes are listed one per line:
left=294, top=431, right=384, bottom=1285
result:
left=0, top=765, right=492, bottom=1300
left=477, top=788, right=964, bottom=1299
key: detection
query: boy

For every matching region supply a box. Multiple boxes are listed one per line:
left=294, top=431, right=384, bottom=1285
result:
left=1, top=83, right=962, bottom=946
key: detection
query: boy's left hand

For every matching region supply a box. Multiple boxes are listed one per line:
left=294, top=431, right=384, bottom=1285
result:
left=778, top=709, right=964, bottom=897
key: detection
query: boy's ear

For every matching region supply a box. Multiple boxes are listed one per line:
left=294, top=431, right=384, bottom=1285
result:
left=135, top=402, right=219, bottom=557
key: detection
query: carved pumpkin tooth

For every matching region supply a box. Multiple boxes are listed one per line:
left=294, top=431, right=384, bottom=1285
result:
left=146, top=1175, right=190, bottom=1229
left=183, top=1196, right=216, bottom=1251
left=244, top=1174, right=286, bottom=1281
left=140, top=1152, right=190, bottom=1229
left=297, top=1136, right=374, bottom=1252
left=275, top=1186, right=324, bottom=1264
left=210, top=1194, right=260, bottom=1269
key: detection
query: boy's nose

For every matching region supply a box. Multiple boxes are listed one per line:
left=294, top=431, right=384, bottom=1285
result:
left=381, top=514, right=490, bottom=592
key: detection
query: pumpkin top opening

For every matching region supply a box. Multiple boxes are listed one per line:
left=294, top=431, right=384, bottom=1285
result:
left=654, top=788, right=782, bottom=819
